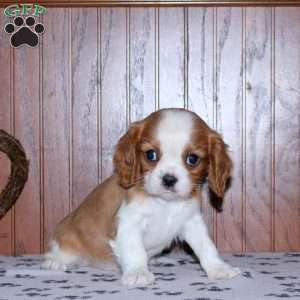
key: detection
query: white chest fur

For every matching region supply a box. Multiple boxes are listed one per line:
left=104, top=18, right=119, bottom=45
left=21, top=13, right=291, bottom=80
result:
left=110, top=197, right=199, bottom=260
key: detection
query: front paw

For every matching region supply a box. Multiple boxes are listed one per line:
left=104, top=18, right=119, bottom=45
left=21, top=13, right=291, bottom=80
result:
left=206, top=262, right=240, bottom=280
left=121, top=269, right=155, bottom=287
left=42, top=258, right=68, bottom=271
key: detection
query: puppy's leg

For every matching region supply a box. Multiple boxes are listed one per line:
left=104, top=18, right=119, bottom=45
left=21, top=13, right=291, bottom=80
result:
left=110, top=227, right=154, bottom=287
left=42, top=240, right=80, bottom=271
left=180, top=213, right=240, bottom=280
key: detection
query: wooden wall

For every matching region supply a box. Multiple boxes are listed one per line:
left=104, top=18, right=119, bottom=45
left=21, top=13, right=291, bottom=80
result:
left=0, top=6, right=299, bottom=255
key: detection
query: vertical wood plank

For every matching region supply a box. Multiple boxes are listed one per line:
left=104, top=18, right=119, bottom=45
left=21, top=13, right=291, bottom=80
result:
left=129, top=8, right=156, bottom=122
left=216, top=7, right=243, bottom=252
left=274, top=8, right=300, bottom=251
left=187, top=7, right=215, bottom=239
left=158, top=8, right=185, bottom=108
left=188, top=8, right=214, bottom=127
left=14, top=35, right=41, bottom=255
left=101, top=8, right=127, bottom=179
left=71, top=8, right=98, bottom=208
left=42, top=9, right=70, bottom=249
left=245, top=8, right=272, bottom=251
left=0, top=10, right=13, bottom=255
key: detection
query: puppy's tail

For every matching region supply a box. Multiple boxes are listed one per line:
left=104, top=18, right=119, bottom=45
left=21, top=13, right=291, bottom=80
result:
left=0, top=129, right=29, bottom=218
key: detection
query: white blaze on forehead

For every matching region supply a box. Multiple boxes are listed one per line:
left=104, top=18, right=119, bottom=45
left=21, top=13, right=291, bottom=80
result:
left=144, top=109, right=194, bottom=199
left=156, top=110, right=194, bottom=160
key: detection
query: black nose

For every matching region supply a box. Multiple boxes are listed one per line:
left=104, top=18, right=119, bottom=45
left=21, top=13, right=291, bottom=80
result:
left=162, top=174, right=178, bottom=188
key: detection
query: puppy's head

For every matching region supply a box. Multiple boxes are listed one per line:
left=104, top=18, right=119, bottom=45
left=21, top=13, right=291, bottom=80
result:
left=113, top=108, right=232, bottom=200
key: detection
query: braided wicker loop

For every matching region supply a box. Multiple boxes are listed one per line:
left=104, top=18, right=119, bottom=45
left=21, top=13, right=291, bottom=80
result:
left=0, top=129, right=29, bottom=219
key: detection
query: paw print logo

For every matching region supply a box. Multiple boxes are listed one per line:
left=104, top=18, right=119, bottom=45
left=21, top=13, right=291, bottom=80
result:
left=4, top=16, right=44, bottom=48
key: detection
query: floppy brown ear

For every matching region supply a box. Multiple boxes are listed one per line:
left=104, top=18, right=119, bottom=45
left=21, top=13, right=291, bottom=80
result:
left=113, top=122, right=143, bottom=188
left=207, top=133, right=232, bottom=198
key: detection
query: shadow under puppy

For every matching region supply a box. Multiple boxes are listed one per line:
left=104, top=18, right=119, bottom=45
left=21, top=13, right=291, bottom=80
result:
left=43, top=108, right=240, bottom=287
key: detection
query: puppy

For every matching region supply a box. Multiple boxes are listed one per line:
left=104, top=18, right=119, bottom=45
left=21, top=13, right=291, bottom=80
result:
left=43, top=108, right=240, bottom=287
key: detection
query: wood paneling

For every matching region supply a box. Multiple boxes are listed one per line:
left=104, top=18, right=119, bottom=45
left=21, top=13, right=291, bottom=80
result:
left=216, top=7, right=243, bottom=251
left=100, top=8, right=127, bottom=179
left=0, top=8, right=13, bottom=255
left=274, top=8, right=300, bottom=251
left=129, top=8, right=156, bottom=121
left=71, top=8, right=99, bottom=207
left=158, top=8, right=185, bottom=108
left=42, top=8, right=71, bottom=248
left=13, top=39, right=41, bottom=255
left=245, top=7, right=273, bottom=251
left=0, top=6, right=299, bottom=254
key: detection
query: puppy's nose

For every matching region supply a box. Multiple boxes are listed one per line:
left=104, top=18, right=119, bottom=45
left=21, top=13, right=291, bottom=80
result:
left=162, top=174, right=178, bottom=188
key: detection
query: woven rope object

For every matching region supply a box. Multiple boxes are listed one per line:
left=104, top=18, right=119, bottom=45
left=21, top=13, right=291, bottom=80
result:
left=0, top=130, right=29, bottom=219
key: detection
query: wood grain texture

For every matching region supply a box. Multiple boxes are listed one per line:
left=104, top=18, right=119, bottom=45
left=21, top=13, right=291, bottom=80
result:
left=13, top=43, right=41, bottom=255
left=0, top=8, right=13, bottom=255
left=158, top=8, right=185, bottom=108
left=215, top=7, right=243, bottom=251
left=100, top=8, right=128, bottom=179
left=129, top=8, right=156, bottom=121
left=71, top=8, right=99, bottom=208
left=245, top=7, right=272, bottom=251
left=187, top=7, right=215, bottom=239
left=187, top=8, right=214, bottom=125
left=42, top=8, right=71, bottom=249
left=274, top=8, right=300, bottom=251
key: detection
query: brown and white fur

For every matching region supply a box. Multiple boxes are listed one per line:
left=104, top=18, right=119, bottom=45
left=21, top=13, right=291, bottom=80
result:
left=43, top=108, right=240, bottom=287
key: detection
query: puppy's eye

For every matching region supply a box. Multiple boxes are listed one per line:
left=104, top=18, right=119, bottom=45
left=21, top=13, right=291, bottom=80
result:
left=186, top=154, right=200, bottom=166
left=145, top=149, right=158, bottom=161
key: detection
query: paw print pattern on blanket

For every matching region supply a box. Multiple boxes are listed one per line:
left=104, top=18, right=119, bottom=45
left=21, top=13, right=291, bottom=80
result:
left=0, top=253, right=299, bottom=300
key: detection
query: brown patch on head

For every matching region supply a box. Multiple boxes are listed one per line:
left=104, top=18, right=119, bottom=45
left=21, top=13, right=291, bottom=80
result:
left=185, top=113, right=232, bottom=199
left=113, top=111, right=162, bottom=189
left=184, top=118, right=210, bottom=197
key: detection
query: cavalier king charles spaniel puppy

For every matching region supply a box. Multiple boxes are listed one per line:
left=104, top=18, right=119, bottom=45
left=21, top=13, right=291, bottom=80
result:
left=43, top=108, right=240, bottom=287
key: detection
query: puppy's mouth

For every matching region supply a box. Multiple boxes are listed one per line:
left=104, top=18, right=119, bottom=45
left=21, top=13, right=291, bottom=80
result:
left=156, top=187, right=191, bottom=201
left=162, top=185, right=176, bottom=193
left=144, top=173, right=192, bottom=200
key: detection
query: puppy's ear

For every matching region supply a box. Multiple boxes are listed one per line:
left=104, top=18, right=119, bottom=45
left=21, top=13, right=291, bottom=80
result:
left=207, top=133, right=232, bottom=198
left=113, top=122, right=143, bottom=188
